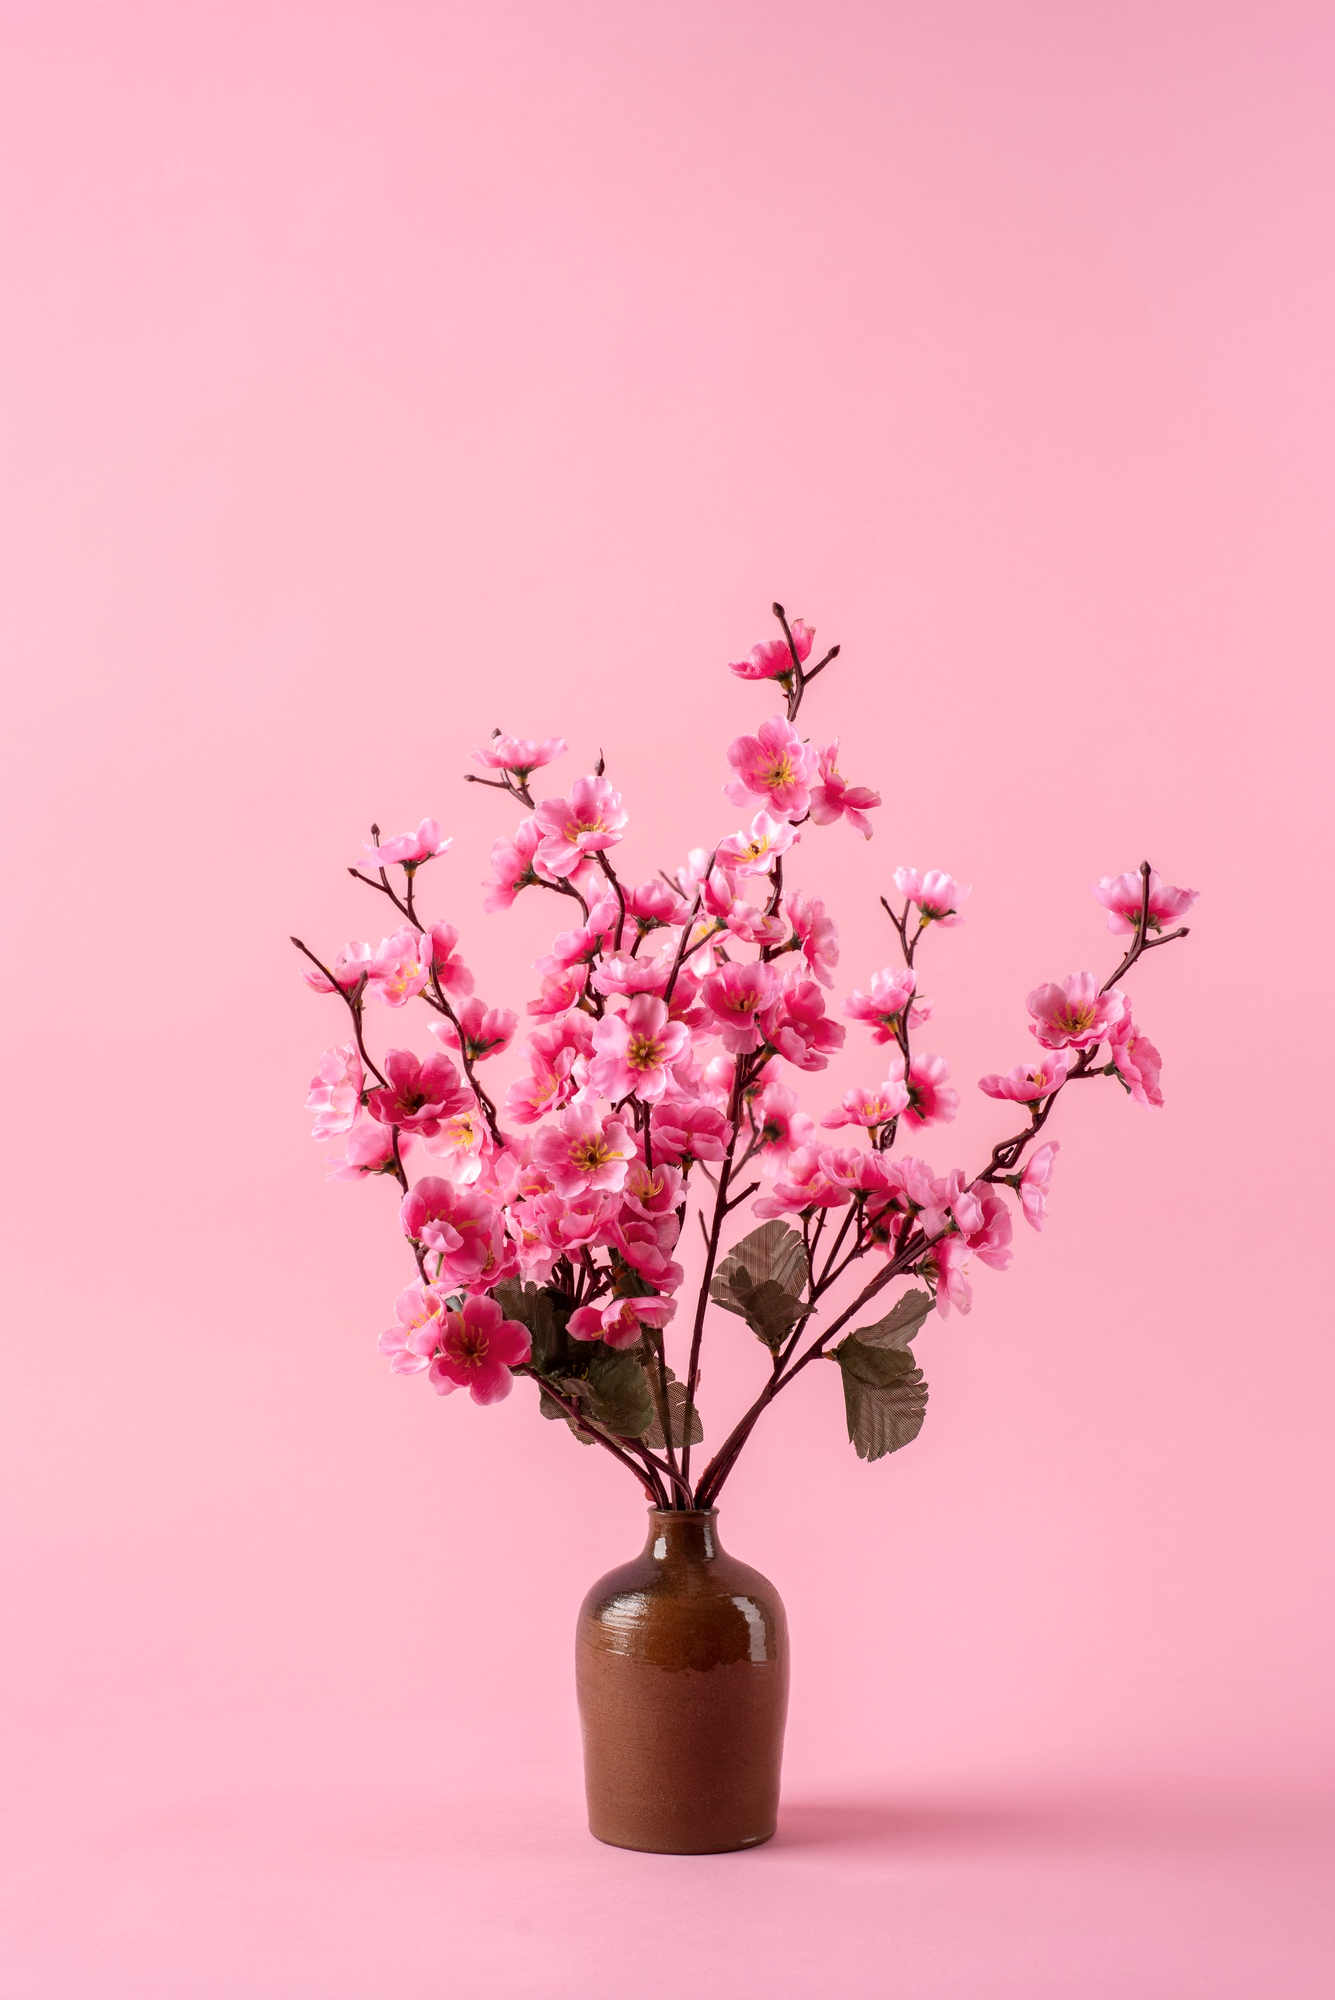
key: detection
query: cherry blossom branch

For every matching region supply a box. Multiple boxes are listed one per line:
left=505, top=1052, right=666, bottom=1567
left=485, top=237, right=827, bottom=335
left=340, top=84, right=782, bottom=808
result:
left=464, top=771, right=538, bottom=809
left=679, top=1056, right=753, bottom=1494
left=523, top=1372, right=668, bottom=1504
left=424, top=966, right=504, bottom=1149
left=695, top=866, right=1191, bottom=1507
left=661, top=864, right=715, bottom=1008
left=645, top=1327, right=683, bottom=1492
left=774, top=600, right=840, bottom=722
left=289, top=940, right=389, bottom=1089
left=594, top=850, right=628, bottom=951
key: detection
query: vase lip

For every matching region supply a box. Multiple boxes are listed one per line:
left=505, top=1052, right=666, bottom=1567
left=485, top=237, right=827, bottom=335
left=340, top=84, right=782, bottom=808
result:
left=646, top=1506, right=718, bottom=1519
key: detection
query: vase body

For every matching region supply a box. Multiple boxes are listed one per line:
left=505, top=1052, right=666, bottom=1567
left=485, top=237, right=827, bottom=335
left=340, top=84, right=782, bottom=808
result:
left=575, top=1509, right=789, bottom=1854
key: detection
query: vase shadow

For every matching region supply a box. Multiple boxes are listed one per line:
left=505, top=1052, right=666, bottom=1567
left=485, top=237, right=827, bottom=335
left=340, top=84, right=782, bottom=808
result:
left=773, top=1792, right=1108, bottom=1854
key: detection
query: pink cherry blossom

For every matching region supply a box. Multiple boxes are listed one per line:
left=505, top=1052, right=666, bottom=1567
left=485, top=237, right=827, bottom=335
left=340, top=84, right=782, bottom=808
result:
left=504, top=1063, right=566, bottom=1124
left=762, top=978, right=846, bottom=1071
left=360, top=819, right=452, bottom=869
left=843, top=967, right=931, bottom=1042
left=821, top=1076, right=911, bottom=1133
left=509, top=1190, right=615, bottom=1276
left=625, top=879, right=690, bottom=929
left=532, top=775, right=629, bottom=878
left=472, top=733, right=567, bottom=775
left=961, top=1188, right=1012, bottom=1272
left=527, top=967, right=588, bottom=1015
left=1092, top=870, right=1198, bottom=936
left=727, top=618, right=814, bottom=681
left=424, top=922, right=475, bottom=1001
left=589, top=993, right=691, bottom=1103
left=620, top=1159, right=684, bottom=1219
left=377, top=1282, right=448, bottom=1375
left=808, top=740, right=881, bottom=838
left=724, top=716, right=816, bottom=819
left=366, top=1049, right=471, bottom=1135
left=301, top=940, right=375, bottom=995
left=421, top=1103, right=490, bottom=1185
left=533, top=899, right=619, bottom=976
left=568, top=1292, right=678, bottom=1349
left=663, top=965, right=708, bottom=1028
left=753, top=1144, right=851, bottom=1220
left=783, top=891, right=839, bottom=987
left=1027, top=973, right=1126, bottom=1050
left=608, top=1211, right=684, bottom=1290
left=902, top=1052, right=959, bottom=1129
left=484, top=817, right=547, bottom=912
left=715, top=811, right=800, bottom=878
left=366, top=926, right=432, bottom=1007
left=436, top=1190, right=515, bottom=1291
left=978, top=1049, right=1076, bottom=1101
left=816, top=1146, right=868, bottom=1195
left=504, top=1015, right=590, bottom=1123
left=700, top=1054, right=735, bottom=1098
left=750, top=1079, right=817, bottom=1161
left=428, top=1295, right=531, bottom=1405
left=930, top=1234, right=974, bottom=1316
left=401, top=1176, right=460, bottom=1248
left=1109, top=1017, right=1164, bottom=1108
left=532, top=1103, right=634, bottom=1197
left=698, top=869, right=786, bottom=950
left=650, top=1094, right=729, bottom=1165
left=1019, top=1141, right=1059, bottom=1230
left=892, top=867, right=971, bottom=927
left=326, top=1118, right=413, bottom=1181
left=701, top=960, right=778, bottom=1053
left=591, top=952, right=668, bottom=999
left=432, top=997, right=518, bottom=1062
left=856, top=1154, right=917, bottom=1250
left=305, top=1042, right=364, bottom=1140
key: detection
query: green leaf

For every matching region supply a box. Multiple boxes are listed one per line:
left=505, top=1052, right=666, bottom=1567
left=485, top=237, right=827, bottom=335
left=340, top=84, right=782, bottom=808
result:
left=850, top=1289, right=934, bottom=1351
left=536, top=1376, right=596, bottom=1445
left=711, top=1222, right=810, bottom=1351
left=493, top=1281, right=572, bottom=1374
left=642, top=1364, right=704, bottom=1451
left=580, top=1344, right=656, bottom=1440
left=833, top=1337, right=928, bottom=1463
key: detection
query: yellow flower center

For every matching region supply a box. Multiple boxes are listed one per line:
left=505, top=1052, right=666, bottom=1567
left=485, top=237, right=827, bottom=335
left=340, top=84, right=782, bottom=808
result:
left=764, top=755, right=796, bottom=789
left=572, top=1137, right=612, bottom=1172
left=626, top=1034, right=664, bottom=1072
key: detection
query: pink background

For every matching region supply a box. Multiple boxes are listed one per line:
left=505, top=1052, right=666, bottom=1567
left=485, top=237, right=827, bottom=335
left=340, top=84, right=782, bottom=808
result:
left=2, top=3, right=1333, bottom=1993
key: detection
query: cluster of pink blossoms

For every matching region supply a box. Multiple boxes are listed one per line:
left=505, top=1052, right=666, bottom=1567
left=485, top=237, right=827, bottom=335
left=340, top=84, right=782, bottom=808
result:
left=297, top=605, right=1195, bottom=1503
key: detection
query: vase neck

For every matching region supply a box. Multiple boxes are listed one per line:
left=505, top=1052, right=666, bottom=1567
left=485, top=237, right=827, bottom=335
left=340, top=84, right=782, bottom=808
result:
left=642, top=1509, right=721, bottom=1563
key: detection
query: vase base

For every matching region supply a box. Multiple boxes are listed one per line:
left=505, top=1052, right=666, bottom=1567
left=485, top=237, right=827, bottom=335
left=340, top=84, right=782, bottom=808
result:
left=588, top=1824, right=776, bottom=1856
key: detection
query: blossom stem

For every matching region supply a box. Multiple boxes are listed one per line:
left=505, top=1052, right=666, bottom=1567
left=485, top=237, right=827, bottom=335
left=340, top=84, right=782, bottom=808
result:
left=645, top=1328, right=682, bottom=1490
left=525, top=1372, right=668, bottom=1504
left=661, top=868, right=713, bottom=1008
left=594, top=851, right=628, bottom=951
left=679, top=1058, right=751, bottom=1496
left=425, top=967, right=504, bottom=1149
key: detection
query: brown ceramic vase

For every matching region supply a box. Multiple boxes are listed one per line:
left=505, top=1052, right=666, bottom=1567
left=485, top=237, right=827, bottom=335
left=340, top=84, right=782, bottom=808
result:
left=575, top=1509, right=789, bottom=1854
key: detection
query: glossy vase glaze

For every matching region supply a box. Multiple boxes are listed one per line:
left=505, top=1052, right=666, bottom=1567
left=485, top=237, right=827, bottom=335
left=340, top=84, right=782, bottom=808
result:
left=576, top=1510, right=789, bottom=1854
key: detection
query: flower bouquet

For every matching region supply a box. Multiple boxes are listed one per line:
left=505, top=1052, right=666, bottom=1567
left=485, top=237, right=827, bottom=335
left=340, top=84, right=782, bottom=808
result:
left=295, top=604, right=1195, bottom=1852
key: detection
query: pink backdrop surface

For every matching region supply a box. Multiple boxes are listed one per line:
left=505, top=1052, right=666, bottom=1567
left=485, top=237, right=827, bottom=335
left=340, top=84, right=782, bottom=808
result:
left=2, top=3, right=1333, bottom=1994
